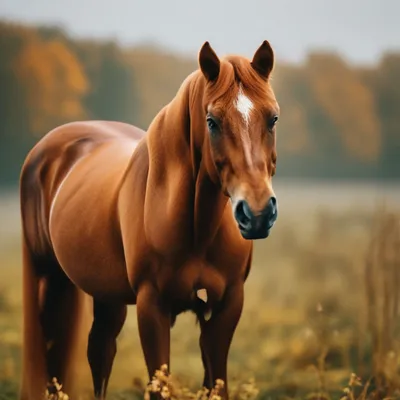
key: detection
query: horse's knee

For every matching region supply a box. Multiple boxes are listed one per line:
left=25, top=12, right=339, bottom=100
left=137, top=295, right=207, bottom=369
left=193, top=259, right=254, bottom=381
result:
left=92, top=302, right=127, bottom=337
left=87, top=301, right=127, bottom=362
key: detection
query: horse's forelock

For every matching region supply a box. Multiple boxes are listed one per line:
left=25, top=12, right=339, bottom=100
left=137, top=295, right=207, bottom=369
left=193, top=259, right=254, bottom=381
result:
left=226, top=56, right=273, bottom=103
left=203, top=61, right=235, bottom=106
left=200, top=56, right=272, bottom=111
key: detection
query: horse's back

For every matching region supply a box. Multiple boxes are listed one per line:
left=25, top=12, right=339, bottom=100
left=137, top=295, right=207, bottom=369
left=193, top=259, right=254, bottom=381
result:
left=20, top=120, right=146, bottom=257
left=25, top=120, right=145, bottom=162
left=21, top=120, right=145, bottom=184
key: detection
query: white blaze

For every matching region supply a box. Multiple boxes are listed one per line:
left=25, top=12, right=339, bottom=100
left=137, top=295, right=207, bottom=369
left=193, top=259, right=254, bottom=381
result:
left=235, top=84, right=254, bottom=166
left=235, top=84, right=253, bottom=127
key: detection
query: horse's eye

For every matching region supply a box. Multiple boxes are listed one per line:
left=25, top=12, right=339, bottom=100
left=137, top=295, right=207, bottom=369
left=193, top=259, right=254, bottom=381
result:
left=268, top=115, right=279, bottom=131
left=207, top=117, right=218, bottom=133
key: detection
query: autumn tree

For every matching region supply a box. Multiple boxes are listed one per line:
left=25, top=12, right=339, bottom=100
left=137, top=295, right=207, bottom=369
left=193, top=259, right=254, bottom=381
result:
left=13, top=37, right=88, bottom=136
left=361, top=54, right=400, bottom=178
left=0, top=19, right=399, bottom=186
left=0, top=22, right=88, bottom=185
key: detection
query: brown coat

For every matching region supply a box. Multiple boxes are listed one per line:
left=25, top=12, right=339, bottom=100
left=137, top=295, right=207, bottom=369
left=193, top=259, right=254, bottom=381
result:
left=19, top=40, right=279, bottom=400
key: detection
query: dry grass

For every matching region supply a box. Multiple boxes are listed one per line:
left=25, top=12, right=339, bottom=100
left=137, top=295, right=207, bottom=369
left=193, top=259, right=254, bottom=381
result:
left=1, top=190, right=400, bottom=399
left=45, top=378, right=70, bottom=400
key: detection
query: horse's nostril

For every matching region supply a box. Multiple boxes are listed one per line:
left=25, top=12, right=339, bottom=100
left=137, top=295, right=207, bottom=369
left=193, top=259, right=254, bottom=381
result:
left=234, top=200, right=252, bottom=229
left=269, top=196, right=277, bottom=215
left=235, top=200, right=245, bottom=222
left=263, top=196, right=277, bottom=219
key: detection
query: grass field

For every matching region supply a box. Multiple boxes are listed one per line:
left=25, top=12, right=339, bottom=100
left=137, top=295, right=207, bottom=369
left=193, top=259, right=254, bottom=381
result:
left=1, top=180, right=400, bottom=400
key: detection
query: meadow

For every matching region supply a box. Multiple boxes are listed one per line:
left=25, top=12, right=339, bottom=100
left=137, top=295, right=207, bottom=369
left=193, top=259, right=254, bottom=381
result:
left=1, top=179, right=399, bottom=399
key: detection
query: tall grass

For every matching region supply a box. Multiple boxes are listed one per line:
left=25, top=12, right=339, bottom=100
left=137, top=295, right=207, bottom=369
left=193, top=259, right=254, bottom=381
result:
left=363, top=208, right=400, bottom=398
left=1, top=205, right=400, bottom=399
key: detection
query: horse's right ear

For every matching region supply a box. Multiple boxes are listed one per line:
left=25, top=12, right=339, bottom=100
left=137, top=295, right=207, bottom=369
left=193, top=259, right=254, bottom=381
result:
left=251, top=40, right=274, bottom=79
left=199, top=42, right=220, bottom=82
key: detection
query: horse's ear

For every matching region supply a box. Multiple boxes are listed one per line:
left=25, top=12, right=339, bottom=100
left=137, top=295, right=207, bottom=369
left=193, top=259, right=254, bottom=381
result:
left=251, top=40, right=274, bottom=79
left=199, top=41, right=220, bottom=82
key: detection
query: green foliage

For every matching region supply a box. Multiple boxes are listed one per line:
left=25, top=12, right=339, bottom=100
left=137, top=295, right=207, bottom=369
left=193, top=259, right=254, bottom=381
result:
left=73, top=41, right=140, bottom=124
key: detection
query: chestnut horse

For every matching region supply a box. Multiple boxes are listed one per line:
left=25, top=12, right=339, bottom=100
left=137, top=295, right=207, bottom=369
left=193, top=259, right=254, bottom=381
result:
left=19, top=40, right=280, bottom=400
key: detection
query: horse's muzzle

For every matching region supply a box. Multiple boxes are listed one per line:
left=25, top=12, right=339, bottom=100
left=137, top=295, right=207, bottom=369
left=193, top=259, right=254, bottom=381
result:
left=233, top=197, right=278, bottom=240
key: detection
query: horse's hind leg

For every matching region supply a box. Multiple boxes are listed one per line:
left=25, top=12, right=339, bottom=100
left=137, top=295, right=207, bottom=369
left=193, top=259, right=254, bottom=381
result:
left=87, top=300, right=127, bottom=399
left=20, top=240, right=82, bottom=400
left=40, top=266, right=82, bottom=394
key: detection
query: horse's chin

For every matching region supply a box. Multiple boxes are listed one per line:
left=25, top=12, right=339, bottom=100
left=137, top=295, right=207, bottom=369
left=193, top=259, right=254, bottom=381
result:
left=238, top=226, right=271, bottom=240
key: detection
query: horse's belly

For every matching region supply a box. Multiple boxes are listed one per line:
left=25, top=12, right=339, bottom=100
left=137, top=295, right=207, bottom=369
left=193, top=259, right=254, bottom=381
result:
left=52, top=208, right=135, bottom=302
left=49, top=148, right=137, bottom=303
left=57, top=242, right=134, bottom=303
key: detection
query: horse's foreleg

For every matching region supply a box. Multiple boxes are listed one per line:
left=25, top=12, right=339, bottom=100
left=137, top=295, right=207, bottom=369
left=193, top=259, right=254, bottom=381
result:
left=199, top=283, right=244, bottom=399
left=87, top=300, right=127, bottom=399
left=200, top=334, right=212, bottom=390
left=136, top=282, right=171, bottom=385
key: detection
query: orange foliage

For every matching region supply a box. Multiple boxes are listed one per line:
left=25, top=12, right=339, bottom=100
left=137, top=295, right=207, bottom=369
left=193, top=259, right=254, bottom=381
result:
left=13, top=37, right=88, bottom=136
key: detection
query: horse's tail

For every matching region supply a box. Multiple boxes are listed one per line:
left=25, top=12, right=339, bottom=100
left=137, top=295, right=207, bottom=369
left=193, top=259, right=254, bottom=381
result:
left=19, top=231, right=93, bottom=400
left=19, top=157, right=92, bottom=399
left=19, top=236, right=48, bottom=400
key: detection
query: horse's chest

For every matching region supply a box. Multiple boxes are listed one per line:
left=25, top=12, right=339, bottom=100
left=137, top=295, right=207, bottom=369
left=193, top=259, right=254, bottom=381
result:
left=166, top=263, right=226, bottom=317
left=173, top=260, right=226, bottom=301
left=158, top=243, right=248, bottom=308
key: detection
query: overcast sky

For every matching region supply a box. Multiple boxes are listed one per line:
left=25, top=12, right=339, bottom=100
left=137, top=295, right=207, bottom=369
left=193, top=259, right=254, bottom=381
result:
left=1, top=0, right=399, bottom=65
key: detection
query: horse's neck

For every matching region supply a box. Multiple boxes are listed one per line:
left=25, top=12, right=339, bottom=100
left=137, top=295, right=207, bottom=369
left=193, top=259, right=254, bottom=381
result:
left=144, top=72, right=227, bottom=254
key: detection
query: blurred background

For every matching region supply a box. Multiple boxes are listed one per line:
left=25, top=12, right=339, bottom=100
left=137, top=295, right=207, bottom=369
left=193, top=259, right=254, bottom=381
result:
left=0, top=0, right=400, bottom=399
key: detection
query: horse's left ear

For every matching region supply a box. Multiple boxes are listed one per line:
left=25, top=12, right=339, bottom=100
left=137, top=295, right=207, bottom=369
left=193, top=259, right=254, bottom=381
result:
left=251, top=40, right=274, bottom=79
left=199, top=41, right=220, bottom=82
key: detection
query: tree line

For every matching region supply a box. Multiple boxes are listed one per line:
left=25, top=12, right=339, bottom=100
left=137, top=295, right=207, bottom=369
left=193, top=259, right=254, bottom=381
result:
left=0, top=20, right=399, bottom=187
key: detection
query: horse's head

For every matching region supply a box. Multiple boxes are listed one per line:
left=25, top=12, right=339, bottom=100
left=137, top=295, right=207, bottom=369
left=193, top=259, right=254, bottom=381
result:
left=199, top=41, right=279, bottom=240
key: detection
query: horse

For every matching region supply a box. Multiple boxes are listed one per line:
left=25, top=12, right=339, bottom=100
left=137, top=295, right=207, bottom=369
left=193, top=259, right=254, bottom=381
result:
left=19, top=40, right=280, bottom=400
